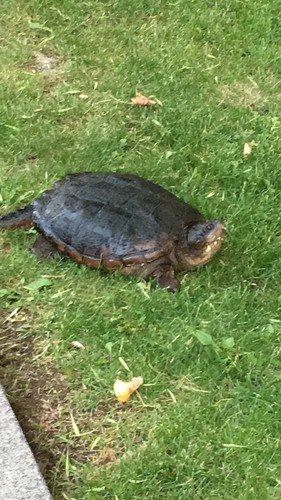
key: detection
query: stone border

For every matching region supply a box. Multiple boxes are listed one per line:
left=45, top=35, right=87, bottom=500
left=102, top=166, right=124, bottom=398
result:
left=0, top=385, right=51, bottom=499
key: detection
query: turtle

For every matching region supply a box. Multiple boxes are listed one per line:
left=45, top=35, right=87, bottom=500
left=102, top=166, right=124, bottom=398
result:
left=0, top=172, right=224, bottom=292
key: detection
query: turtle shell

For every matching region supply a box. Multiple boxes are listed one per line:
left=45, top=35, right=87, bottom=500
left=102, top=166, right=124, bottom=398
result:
left=33, top=173, right=204, bottom=269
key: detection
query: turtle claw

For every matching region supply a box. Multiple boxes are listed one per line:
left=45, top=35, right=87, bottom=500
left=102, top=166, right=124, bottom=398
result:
left=167, top=279, right=181, bottom=293
left=157, top=276, right=180, bottom=293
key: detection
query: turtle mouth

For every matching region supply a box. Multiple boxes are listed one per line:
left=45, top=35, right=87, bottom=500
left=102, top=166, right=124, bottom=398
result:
left=178, top=234, right=224, bottom=270
left=204, top=235, right=223, bottom=255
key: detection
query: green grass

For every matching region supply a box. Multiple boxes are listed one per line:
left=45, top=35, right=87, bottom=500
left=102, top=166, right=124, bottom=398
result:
left=1, top=0, right=281, bottom=498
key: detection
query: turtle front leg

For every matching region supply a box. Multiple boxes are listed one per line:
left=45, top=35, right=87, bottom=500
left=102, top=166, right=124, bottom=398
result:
left=32, top=234, right=58, bottom=260
left=121, top=259, right=180, bottom=292
left=152, top=264, right=180, bottom=293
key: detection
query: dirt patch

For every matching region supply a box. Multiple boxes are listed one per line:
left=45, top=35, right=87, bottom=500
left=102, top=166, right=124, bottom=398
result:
left=0, top=309, right=128, bottom=495
left=22, top=51, right=65, bottom=95
left=23, top=51, right=59, bottom=75
left=220, top=81, right=265, bottom=109
left=35, top=52, right=58, bottom=74
left=0, top=312, right=70, bottom=477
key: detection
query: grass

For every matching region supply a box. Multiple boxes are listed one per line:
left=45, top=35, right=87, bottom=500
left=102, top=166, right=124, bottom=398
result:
left=0, top=0, right=281, bottom=498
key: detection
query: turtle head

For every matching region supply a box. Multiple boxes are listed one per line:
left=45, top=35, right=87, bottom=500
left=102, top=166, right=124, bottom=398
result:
left=177, top=220, right=224, bottom=270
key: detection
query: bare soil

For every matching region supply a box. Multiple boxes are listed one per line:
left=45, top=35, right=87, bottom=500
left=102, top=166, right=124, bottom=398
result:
left=0, top=309, right=131, bottom=495
left=0, top=311, right=70, bottom=477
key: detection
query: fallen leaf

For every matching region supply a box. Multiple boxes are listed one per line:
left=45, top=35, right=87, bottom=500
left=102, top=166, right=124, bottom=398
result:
left=114, top=376, right=143, bottom=403
left=24, top=64, right=36, bottom=73
left=222, top=337, right=235, bottom=349
left=243, top=143, right=252, bottom=156
left=79, top=93, right=89, bottom=99
left=29, top=21, right=53, bottom=33
left=71, top=341, right=85, bottom=350
left=105, top=342, right=113, bottom=354
left=24, top=278, right=52, bottom=292
left=193, top=330, right=213, bottom=346
left=131, top=92, right=156, bottom=107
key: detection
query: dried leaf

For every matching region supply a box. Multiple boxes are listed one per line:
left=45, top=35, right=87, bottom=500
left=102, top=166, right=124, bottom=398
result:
left=114, top=376, right=143, bottom=403
left=131, top=92, right=156, bottom=107
left=24, top=64, right=36, bottom=74
left=71, top=341, right=85, bottom=350
left=243, top=143, right=252, bottom=156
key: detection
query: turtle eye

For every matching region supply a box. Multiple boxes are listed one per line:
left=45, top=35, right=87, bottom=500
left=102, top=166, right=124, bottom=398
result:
left=186, top=221, right=220, bottom=244
left=205, top=223, right=214, bottom=232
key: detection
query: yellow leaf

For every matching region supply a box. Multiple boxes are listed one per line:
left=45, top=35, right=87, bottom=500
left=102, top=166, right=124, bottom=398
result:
left=113, top=377, right=143, bottom=403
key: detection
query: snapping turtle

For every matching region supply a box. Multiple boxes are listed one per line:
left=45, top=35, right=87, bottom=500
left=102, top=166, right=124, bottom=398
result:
left=0, top=172, right=224, bottom=291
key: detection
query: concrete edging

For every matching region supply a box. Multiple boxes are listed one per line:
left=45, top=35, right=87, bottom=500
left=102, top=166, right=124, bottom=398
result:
left=0, top=385, right=51, bottom=499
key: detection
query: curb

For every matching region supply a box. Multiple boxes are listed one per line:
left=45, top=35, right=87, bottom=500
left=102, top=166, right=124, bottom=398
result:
left=0, top=385, right=51, bottom=499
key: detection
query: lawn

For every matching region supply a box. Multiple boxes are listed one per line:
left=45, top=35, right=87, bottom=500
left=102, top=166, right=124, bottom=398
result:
left=0, top=0, right=281, bottom=498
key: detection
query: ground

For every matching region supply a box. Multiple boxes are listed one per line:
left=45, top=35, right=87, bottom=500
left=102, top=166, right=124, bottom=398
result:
left=0, top=0, right=281, bottom=498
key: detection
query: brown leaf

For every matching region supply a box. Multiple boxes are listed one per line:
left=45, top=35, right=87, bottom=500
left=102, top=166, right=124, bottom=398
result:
left=131, top=92, right=156, bottom=107
left=24, top=64, right=36, bottom=73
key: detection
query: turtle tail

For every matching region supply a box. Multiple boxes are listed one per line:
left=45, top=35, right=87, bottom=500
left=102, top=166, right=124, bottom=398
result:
left=0, top=204, right=34, bottom=229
